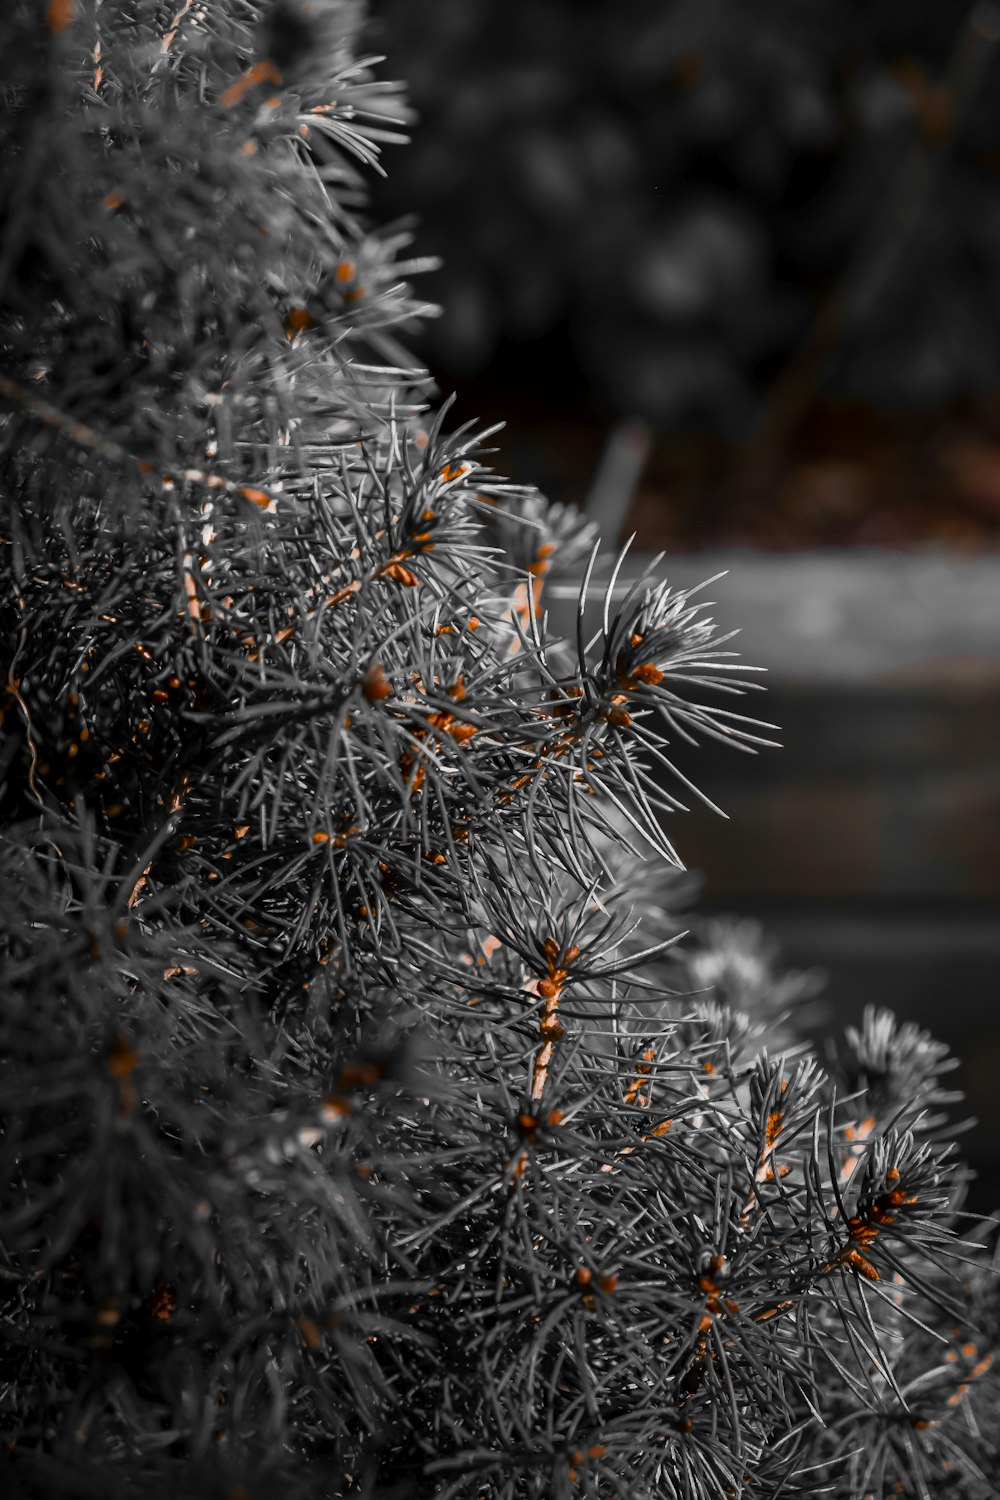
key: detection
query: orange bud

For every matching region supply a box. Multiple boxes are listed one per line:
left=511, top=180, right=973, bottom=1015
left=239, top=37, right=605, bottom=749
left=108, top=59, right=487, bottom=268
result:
left=285, top=306, right=312, bottom=337
left=240, top=486, right=275, bottom=511
left=362, top=663, right=392, bottom=702
left=106, top=1034, right=137, bottom=1080
left=380, top=561, right=419, bottom=587
left=221, top=59, right=283, bottom=108
left=45, top=0, right=75, bottom=33
left=149, top=1283, right=176, bottom=1322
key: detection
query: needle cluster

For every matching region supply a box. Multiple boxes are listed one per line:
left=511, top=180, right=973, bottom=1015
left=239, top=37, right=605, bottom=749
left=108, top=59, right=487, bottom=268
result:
left=1, top=5, right=997, bottom=1499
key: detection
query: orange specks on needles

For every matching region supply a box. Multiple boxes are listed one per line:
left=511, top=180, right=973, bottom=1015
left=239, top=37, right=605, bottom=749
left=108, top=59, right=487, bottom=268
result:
left=285, top=306, right=312, bottom=338
left=529, top=941, right=579, bottom=1099
left=618, top=660, right=664, bottom=690
left=298, top=1318, right=320, bottom=1349
left=508, top=540, right=557, bottom=651
left=839, top=1247, right=880, bottom=1282
left=362, top=663, right=392, bottom=702
left=221, top=58, right=283, bottom=108
left=149, top=1283, right=176, bottom=1322
left=570, top=1445, right=606, bottom=1465
left=377, top=559, right=419, bottom=587
left=106, top=1034, right=137, bottom=1080
left=45, top=0, right=75, bottom=33
left=947, top=1350, right=994, bottom=1407
left=624, top=1047, right=657, bottom=1107
left=240, top=486, right=276, bottom=512
left=526, top=541, right=555, bottom=577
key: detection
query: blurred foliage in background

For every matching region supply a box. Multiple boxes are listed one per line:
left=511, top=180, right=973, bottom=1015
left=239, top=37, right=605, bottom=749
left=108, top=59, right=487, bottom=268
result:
left=369, top=0, right=1000, bottom=548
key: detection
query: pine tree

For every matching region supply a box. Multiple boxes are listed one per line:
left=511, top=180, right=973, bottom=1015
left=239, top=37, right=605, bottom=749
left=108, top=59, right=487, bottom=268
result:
left=1, top=4, right=998, bottom=1498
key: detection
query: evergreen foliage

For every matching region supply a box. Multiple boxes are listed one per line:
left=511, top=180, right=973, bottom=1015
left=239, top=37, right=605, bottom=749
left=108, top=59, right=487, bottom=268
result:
left=1, top=4, right=998, bottom=1497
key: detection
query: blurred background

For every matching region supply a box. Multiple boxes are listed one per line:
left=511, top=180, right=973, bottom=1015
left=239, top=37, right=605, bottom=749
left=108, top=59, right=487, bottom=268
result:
left=367, top=0, right=1000, bottom=1211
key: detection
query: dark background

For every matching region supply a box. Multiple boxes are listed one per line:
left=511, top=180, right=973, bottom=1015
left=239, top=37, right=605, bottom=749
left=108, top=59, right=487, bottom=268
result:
left=367, top=0, right=1000, bottom=1212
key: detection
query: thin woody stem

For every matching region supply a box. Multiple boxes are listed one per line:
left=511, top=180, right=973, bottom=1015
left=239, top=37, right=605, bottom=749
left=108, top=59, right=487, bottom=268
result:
left=127, top=783, right=187, bottom=909
left=504, top=543, right=554, bottom=658
left=530, top=992, right=560, bottom=1101
left=528, top=941, right=577, bottom=1100
left=152, top=0, right=199, bottom=73
left=4, top=588, right=43, bottom=807
left=0, top=373, right=133, bottom=468
left=92, top=0, right=105, bottom=93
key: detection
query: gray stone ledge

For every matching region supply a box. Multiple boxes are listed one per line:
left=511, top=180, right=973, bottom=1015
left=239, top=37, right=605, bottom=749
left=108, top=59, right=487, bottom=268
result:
left=588, top=548, right=1000, bottom=685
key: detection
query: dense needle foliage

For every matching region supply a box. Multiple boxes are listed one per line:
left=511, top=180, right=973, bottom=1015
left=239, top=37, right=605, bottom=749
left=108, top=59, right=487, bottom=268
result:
left=1, top=4, right=998, bottom=1497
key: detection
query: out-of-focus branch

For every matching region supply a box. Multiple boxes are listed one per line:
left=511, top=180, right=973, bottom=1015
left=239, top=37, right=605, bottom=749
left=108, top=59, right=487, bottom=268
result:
left=0, top=374, right=279, bottom=512
left=584, top=419, right=652, bottom=549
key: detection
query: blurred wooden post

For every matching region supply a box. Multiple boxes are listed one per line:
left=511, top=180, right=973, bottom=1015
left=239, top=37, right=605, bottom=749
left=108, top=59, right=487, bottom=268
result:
left=583, top=419, right=652, bottom=548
